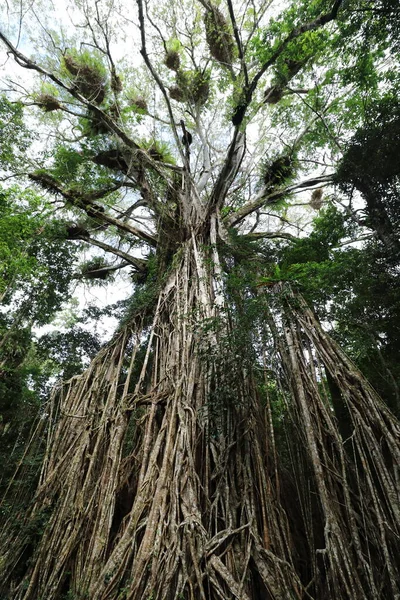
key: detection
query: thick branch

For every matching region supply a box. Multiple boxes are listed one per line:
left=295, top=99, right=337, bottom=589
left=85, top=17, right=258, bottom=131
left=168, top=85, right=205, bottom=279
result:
left=92, top=149, right=158, bottom=211
left=79, top=261, right=129, bottom=279
left=225, top=174, right=333, bottom=227
left=243, top=231, right=298, bottom=242
left=29, top=172, right=157, bottom=247
left=82, top=238, right=148, bottom=272
left=208, top=130, right=246, bottom=212
left=195, top=115, right=212, bottom=193
left=226, top=0, right=248, bottom=86
left=136, top=0, right=185, bottom=165
left=0, top=32, right=144, bottom=151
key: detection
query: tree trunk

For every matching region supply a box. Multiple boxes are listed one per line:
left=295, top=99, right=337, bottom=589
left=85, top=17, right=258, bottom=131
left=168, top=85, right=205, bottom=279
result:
left=1, top=224, right=399, bottom=600
left=0, top=226, right=302, bottom=599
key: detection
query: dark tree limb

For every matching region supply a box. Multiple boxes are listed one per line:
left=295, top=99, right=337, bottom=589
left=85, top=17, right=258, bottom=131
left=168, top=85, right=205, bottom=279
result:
left=91, top=149, right=158, bottom=211
left=243, top=231, right=298, bottom=242
left=66, top=223, right=147, bottom=271
left=226, top=0, right=248, bottom=86
left=136, top=0, right=186, bottom=165
left=79, top=261, right=130, bottom=280
left=208, top=129, right=246, bottom=213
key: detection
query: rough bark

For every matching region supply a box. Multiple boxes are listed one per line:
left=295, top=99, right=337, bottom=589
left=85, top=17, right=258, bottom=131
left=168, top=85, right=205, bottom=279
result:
left=1, top=236, right=400, bottom=600
left=0, top=231, right=302, bottom=600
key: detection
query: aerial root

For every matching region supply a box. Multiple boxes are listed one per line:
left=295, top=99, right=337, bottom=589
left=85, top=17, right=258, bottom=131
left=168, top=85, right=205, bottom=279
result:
left=1, top=248, right=400, bottom=599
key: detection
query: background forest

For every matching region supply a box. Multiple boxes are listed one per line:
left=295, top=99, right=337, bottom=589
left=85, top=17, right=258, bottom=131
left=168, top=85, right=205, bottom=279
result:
left=0, top=0, right=400, bottom=598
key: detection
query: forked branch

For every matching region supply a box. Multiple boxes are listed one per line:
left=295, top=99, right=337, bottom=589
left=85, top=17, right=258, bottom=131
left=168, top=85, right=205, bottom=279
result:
left=230, top=0, right=344, bottom=126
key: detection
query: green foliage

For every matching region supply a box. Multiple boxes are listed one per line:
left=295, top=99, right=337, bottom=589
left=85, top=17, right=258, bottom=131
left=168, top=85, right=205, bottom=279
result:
left=0, top=186, right=76, bottom=323
left=62, top=49, right=108, bottom=104
left=335, top=92, right=400, bottom=255
left=329, top=244, right=400, bottom=415
left=173, top=69, right=211, bottom=106
left=80, top=256, right=113, bottom=283
left=336, top=92, right=400, bottom=187
left=139, top=138, right=176, bottom=164
left=339, top=0, right=400, bottom=55
left=204, top=5, right=236, bottom=66
left=5, top=221, right=76, bottom=325
left=34, top=142, right=118, bottom=199
left=0, top=322, right=44, bottom=501
left=34, top=83, right=62, bottom=112
left=260, top=152, right=299, bottom=192
left=0, top=187, right=42, bottom=299
left=62, top=48, right=108, bottom=78
left=249, top=1, right=329, bottom=66
left=117, top=258, right=161, bottom=330
left=282, top=205, right=348, bottom=265
left=36, top=327, right=101, bottom=382
left=0, top=97, right=31, bottom=171
left=166, top=38, right=182, bottom=53
left=0, top=186, right=79, bottom=506
left=51, top=146, right=87, bottom=183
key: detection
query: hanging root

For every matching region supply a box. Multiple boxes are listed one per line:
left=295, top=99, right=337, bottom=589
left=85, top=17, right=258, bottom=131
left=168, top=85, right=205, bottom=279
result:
left=0, top=241, right=304, bottom=600
left=273, top=288, right=400, bottom=599
left=1, top=253, right=400, bottom=599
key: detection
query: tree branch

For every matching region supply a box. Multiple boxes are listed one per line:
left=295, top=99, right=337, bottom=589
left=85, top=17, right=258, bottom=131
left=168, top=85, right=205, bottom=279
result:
left=225, top=174, right=333, bottom=227
left=79, top=261, right=130, bottom=279
left=243, top=231, right=298, bottom=242
left=0, top=28, right=167, bottom=182
left=82, top=237, right=148, bottom=271
left=29, top=172, right=157, bottom=246
left=195, top=114, right=212, bottom=193
left=136, top=0, right=185, bottom=165
left=226, top=0, right=249, bottom=86
left=231, top=0, right=344, bottom=125
left=208, top=130, right=246, bottom=212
